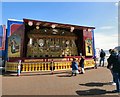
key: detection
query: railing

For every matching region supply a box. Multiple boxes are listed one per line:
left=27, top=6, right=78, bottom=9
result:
left=5, top=61, right=72, bottom=72
left=5, top=59, right=95, bottom=72
left=5, top=62, right=18, bottom=72
left=84, top=59, right=95, bottom=68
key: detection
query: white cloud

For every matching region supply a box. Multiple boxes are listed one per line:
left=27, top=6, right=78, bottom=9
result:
left=94, top=33, right=118, bottom=50
left=98, top=26, right=114, bottom=30
left=115, top=2, right=118, bottom=6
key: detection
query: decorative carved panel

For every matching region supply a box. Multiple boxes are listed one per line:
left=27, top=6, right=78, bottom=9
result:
left=27, top=28, right=78, bottom=57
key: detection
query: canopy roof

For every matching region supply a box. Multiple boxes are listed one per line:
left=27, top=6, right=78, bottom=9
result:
left=23, top=18, right=95, bottom=30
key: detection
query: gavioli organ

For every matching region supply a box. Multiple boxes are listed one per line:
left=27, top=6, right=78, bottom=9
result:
left=26, top=26, right=78, bottom=57
left=6, top=18, right=95, bottom=72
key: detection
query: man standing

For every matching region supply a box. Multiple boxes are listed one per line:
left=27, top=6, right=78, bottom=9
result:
left=99, top=49, right=106, bottom=67
left=107, top=49, right=120, bottom=93
left=107, top=49, right=116, bottom=85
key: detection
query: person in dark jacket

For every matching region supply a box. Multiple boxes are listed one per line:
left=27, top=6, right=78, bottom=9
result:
left=99, top=49, right=106, bottom=67
left=71, top=58, right=79, bottom=76
left=107, top=49, right=120, bottom=93
left=107, top=49, right=116, bottom=85
left=79, top=56, right=85, bottom=74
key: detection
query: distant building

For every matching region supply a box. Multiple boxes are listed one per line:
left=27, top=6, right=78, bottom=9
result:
left=0, top=25, right=6, bottom=67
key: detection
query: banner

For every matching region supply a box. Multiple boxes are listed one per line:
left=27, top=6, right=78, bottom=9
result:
left=0, top=25, right=6, bottom=50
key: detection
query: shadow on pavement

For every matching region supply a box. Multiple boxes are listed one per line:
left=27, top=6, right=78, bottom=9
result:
left=57, top=74, right=72, bottom=77
left=76, top=88, right=118, bottom=96
left=2, top=71, right=18, bottom=77
left=79, top=82, right=111, bottom=87
left=0, top=67, right=5, bottom=75
left=3, top=71, right=72, bottom=77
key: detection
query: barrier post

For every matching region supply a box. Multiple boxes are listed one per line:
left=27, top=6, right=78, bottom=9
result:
left=51, top=59, right=54, bottom=74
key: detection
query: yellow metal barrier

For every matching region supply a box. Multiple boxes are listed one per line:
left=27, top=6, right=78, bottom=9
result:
left=5, top=62, right=18, bottom=72
left=84, top=59, right=95, bottom=68
left=6, top=60, right=94, bottom=72
left=48, top=63, right=50, bottom=70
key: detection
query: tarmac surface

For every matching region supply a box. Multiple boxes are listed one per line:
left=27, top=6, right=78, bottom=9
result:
left=1, top=67, right=120, bottom=97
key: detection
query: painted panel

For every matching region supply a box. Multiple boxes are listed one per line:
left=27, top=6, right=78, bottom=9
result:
left=6, top=20, right=23, bottom=59
left=8, top=34, right=21, bottom=57
left=85, top=38, right=93, bottom=56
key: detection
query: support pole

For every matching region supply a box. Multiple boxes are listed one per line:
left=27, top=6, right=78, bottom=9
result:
left=51, top=59, right=54, bottom=74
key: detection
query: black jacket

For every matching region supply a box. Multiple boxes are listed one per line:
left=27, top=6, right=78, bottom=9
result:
left=107, top=52, right=120, bottom=73
left=79, top=58, right=84, bottom=66
left=100, top=51, right=105, bottom=58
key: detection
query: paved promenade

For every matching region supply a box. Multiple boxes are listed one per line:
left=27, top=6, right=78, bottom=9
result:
left=1, top=67, right=120, bottom=96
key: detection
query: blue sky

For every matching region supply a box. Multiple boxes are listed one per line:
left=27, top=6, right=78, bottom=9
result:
left=1, top=2, right=119, bottom=50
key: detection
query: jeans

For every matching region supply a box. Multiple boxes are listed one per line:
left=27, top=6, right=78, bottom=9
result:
left=17, top=69, right=21, bottom=76
left=81, top=63, right=84, bottom=68
left=111, top=70, right=116, bottom=83
left=100, top=58, right=105, bottom=66
left=113, top=72, right=120, bottom=92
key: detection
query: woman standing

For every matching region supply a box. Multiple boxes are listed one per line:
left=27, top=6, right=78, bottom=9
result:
left=79, top=56, right=85, bottom=74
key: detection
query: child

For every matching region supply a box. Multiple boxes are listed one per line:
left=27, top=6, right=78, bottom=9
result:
left=17, top=60, right=21, bottom=76
left=71, top=58, right=79, bottom=76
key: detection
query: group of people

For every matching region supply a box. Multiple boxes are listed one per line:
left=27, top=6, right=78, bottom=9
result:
left=94, top=48, right=120, bottom=93
left=71, top=56, right=85, bottom=76
left=71, top=48, right=120, bottom=93
left=71, top=49, right=106, bottom=76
